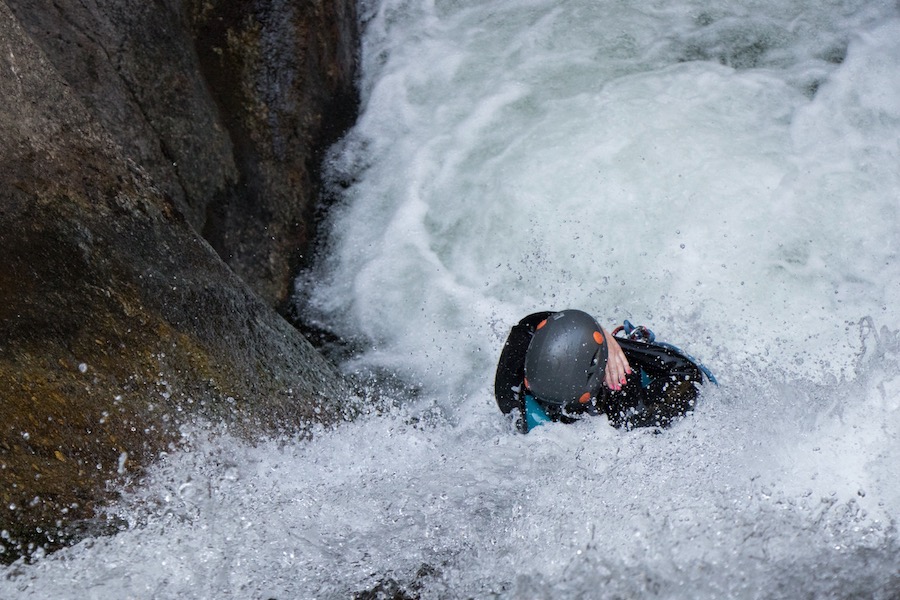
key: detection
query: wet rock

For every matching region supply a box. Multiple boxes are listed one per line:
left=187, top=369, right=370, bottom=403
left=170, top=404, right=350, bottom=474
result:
left=0, top=0, right=357, bottom=562
left=6, top=0, right=359, bottom=309
left=192, top=0, right=360, bottom=310
left=5, top=0, right=237, bottom=246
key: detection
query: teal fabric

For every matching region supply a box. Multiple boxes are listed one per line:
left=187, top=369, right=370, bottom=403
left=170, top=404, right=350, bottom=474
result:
left=641, top=368, right=653, bottom=388
left=524, top=394, right=551, bottom=430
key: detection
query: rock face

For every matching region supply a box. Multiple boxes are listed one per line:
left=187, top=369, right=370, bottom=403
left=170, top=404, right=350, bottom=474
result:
left=193, top=0, right=360, bottom=310
left=0, top=0, right=358, bottom=561
left=6, top=0, right=359, bottom=310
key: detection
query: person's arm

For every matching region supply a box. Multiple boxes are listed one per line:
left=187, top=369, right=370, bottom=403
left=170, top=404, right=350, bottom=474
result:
left=603, top=328, right=631, bottom=391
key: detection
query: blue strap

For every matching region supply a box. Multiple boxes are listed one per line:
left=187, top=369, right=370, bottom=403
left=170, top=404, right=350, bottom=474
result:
left=623, top=320, right=717, bottom=385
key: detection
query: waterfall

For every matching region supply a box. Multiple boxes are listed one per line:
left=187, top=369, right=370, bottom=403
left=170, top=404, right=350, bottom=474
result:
left=3, top=0, right=899, bottom=597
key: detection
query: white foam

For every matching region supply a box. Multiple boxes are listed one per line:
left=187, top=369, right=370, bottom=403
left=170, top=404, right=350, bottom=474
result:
left=311, top=0, right=900, bottom=394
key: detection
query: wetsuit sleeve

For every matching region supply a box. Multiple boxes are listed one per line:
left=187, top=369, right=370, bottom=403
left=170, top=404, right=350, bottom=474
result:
left=494, top=311, right=554, bottom=428
left=494, top=322, right=534, bottom=415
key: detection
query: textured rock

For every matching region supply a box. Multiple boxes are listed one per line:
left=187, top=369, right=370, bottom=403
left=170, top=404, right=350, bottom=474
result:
left=5, top=0, right=237, bottom=236
left=6, top=0, right=359, bottom=309
left=0, top=0, right=358, bottom=562
left=192, top=0, right=360, bottom=310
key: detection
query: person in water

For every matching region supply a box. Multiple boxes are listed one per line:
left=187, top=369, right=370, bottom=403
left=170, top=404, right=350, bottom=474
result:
left=494, top=309, right=715, bottom=433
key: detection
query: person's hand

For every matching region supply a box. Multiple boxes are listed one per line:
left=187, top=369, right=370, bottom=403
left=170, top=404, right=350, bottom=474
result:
left=604, top=328, right=631, bottom=391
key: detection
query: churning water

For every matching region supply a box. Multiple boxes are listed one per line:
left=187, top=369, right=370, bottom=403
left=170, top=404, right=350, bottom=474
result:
left=4, top=0, right=900, bottom=597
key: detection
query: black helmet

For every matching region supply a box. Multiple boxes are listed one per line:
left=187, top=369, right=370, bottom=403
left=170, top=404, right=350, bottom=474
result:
left=524, top=309, right=608, bottom=406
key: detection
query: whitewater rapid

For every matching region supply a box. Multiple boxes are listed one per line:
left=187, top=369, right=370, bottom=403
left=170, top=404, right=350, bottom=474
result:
left=3, top=0, right=900, bottom=597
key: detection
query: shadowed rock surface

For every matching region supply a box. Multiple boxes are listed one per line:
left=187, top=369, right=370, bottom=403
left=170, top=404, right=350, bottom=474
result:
left=6, top=0, right=358, bottom=309
left=0, top=0, right=358, bottom=562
